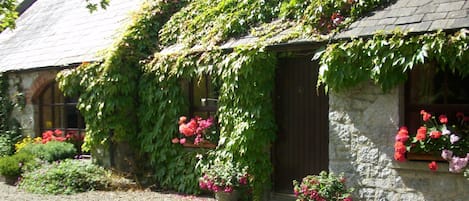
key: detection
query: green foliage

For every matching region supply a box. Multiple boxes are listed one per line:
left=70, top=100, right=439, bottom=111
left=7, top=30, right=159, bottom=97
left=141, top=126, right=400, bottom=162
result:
left=19, top=141, right=77, bottom=162
left=0, top=74, right=22, bottom=156
left=0, top=136, right=13, bottom=157
left=0, top=0, right=18, bottom=31
left=58, top=0, right=189, bottom=150
left=0, top=151, right=36, bottom=177
left=19, top=159, right=110, bottom=195
left=318, top=29, right=469, bottom=92
left=57, top=0, right=390, bottom=199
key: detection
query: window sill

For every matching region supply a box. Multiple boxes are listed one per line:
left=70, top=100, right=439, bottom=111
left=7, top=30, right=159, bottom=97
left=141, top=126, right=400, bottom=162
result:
left=182, top=141, right=216, bottom=149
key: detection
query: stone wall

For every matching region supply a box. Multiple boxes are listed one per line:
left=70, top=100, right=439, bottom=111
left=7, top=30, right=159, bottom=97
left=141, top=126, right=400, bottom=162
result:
left=329, top=83, right=469, bottom=201
left=6, top=69, right=58, bottom=137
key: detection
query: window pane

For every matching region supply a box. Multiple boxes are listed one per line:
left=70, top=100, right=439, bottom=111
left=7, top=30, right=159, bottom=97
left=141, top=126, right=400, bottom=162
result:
left=408, top=64, right=469, bottom=105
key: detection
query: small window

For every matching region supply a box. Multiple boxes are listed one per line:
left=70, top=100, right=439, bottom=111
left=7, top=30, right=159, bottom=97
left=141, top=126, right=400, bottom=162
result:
left=186, top=74, right=219, bottom=118
left=38, top=81, right=85, bottom=135
left=405, top=62, right=469, bottom=131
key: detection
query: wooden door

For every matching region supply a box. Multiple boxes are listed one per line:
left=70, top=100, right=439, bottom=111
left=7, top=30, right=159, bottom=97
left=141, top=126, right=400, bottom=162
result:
left=272, top=55, right=329, bottom=193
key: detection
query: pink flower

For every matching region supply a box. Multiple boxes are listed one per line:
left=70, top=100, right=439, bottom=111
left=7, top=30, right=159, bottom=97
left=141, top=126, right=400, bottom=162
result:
left=224, top=186, right=234, bottom=193
left=211, top=185, right=221, bottom=192
left=450, top=134, right=460, bottom=144
left=178, top=116, right=187, bottom=125
left=239, top=176, right=248, bottom=185
left=171, top=138, right=179, bottom=144
left=441, top=150, right=453, bottom=160
left=344, top=197, right=353, bottom=201
left=179, top=138, right=186, bottom=144
left=449, top=157, right=468, bottom=173
left=199, top=181, right=207, bottom=190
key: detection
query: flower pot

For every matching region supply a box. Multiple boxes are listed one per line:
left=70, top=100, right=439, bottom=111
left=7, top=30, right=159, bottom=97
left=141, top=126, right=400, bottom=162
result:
left=215, top=190, right=240, bottom=201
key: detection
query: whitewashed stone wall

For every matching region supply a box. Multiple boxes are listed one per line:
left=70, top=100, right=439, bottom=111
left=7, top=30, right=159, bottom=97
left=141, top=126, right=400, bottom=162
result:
left=329, top=83, right=469, bottom=201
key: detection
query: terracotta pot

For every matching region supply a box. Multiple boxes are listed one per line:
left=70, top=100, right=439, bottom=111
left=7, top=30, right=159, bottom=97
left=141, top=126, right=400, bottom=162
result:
left=215, top=190, right=240, bottom=201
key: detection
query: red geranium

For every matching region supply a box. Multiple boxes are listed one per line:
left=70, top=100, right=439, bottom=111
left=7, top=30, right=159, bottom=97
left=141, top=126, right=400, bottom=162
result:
left=416, top=127, right=427, bottom=141
left=439, top=115, right=448, bottom=124
left=174, top=116, right=216, bottom=146
left=420, top=110, right=432, bottom=122
left=428, top=161, right=438, bottom=172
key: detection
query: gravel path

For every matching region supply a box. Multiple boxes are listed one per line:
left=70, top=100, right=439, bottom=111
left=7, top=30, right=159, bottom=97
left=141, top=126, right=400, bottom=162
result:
left=0, top=183, right=216, bottom=201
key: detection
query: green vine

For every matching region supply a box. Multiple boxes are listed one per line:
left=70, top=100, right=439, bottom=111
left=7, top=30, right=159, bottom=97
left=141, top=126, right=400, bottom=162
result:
left=57, top=0, right=392, bottom=198
left=0, top=73, right=22, bottom=156
left=317, top=29, right=469, bottom=92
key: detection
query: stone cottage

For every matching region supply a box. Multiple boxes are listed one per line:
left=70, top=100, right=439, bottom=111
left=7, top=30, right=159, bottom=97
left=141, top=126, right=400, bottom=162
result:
left=1, top=0, right=469, bottom=200
left=0, top=0, right=142, bottom=137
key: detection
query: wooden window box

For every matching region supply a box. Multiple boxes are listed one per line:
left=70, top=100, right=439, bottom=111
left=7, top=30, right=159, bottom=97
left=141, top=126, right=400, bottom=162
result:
left=406, top=152, right=446, bottom=162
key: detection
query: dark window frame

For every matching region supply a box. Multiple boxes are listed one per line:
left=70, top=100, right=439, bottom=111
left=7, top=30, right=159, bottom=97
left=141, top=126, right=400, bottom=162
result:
left=404, top=62, right=469, bottom=133
left=37, top=81, right=85, bottom=136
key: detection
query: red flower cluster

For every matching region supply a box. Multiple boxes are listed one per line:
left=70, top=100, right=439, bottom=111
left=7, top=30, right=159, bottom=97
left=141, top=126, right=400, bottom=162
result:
left=42, top=129, right=66, bottom=144
left=394, top=110, right=469, bottom=172
left=173, top=116, right=214, bottom=145
left=394, top=126, right=409, bottom=162
left=42, top=129, right=84, bottom=144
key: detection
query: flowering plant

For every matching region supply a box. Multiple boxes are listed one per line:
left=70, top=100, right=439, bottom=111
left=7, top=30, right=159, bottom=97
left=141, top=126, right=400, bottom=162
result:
left=293, top=171, right=353, bottom=201
left=198, top=160, right=249, bottom=193
left=172, top=116, right=218, bottom=146
left=394, top=110, right=469, bottom=173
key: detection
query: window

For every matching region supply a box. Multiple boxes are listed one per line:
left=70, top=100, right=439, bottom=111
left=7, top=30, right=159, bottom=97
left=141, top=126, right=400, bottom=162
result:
left=405, top=62, right=469, bottom=131
left=186, top=74, right=219, bottom=118
left=37, top=81, right=85, bottom=135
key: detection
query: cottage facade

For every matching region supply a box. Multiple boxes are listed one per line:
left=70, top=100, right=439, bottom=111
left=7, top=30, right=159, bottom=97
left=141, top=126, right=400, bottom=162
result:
left=0, top=0, right=468, bottom=200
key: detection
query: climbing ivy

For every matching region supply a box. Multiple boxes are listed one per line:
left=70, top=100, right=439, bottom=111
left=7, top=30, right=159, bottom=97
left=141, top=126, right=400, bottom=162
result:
left=57, top=0, right=391, bottom=198
left=317, top=29, right=469, bottom=92
left=0, top=73, right=22, bottom=156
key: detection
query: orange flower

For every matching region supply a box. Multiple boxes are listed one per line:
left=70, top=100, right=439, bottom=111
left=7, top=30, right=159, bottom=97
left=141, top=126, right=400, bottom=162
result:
left=416, top=126, right=427, bottom=141
left=430, top=131, right=442, bottom=139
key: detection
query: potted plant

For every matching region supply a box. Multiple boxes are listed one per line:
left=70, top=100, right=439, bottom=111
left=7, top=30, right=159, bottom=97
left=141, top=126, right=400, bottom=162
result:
left=293, top=171, right=353, bottom=201
left=172, top=116, right=218, bottom=148
left=198, top=160, right=249, bottom=201
left=394, top=110, right=469, bottom=173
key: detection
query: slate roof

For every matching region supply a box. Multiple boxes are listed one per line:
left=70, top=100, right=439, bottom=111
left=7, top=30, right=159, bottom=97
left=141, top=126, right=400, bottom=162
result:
left=0, top=0, right=142, bottom=72
left=338, top=0, right=469, bottom=38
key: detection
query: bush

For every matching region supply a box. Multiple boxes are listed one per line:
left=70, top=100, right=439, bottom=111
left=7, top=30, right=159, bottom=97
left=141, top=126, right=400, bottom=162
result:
left=20, top=159, right=110, bottom=194
left=0, top=136, right=13, bottom=157
left=19, top=141, right=77, bottom=162
left=293, top=171, right=353, bottom=201
left=0, top=151, right=37, bottom=177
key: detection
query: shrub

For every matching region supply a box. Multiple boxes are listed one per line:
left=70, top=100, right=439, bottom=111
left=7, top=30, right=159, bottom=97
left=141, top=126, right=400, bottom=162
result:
left=0, top=136, right=13, bottom=157
left=293, top=171, right=353, bottom=201
left=0, top=151, right=37, bottom=177
left=19, top=141, right=77, bottom=162
left=20, top=159, right=110, bottom=194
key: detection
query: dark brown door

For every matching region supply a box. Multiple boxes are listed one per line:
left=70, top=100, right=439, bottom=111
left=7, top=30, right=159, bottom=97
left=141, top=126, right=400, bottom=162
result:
left=273, top=55, right=329, bottom=193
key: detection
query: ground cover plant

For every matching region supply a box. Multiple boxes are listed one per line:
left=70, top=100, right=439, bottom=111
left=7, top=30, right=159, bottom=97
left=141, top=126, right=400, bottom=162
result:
left=19, top=159, right=111, bottom=195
